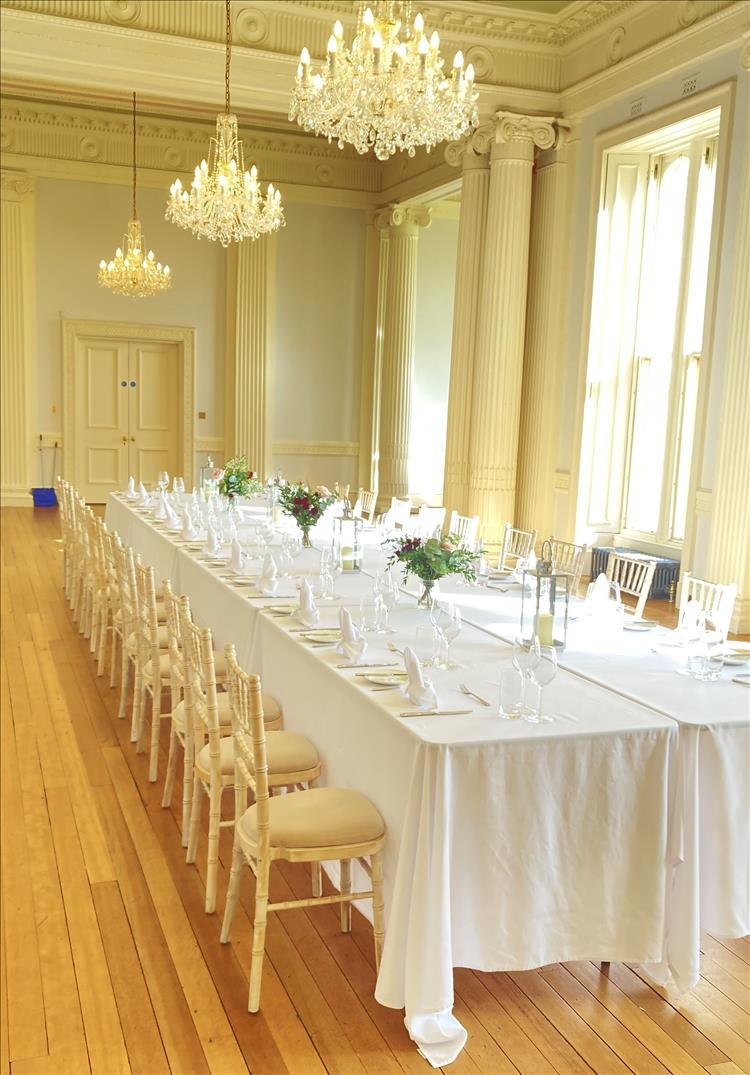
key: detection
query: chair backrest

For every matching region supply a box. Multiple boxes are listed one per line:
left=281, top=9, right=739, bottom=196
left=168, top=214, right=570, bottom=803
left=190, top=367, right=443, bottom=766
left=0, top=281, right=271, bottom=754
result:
left=354, top=489, right=377, bottom=525
left=389, top=497, right=412, bottom=528
left=226, top=643, right=269, bottom=843
left=605, top=551, right=656, bottom=619
left=549, top=537, right=587, bottom=595
left=113, top=542, right=138, bottom=640
left=135, top=560, right=161, bottom=671
left=448, top=511, right=480, bottom=545
left=180, top=599, right=220, bottom=752
left=498, top=523, right=537, bottom=571
left=678, top=572, right=737, bottom=636
left=162, top=579, right=183, bottom=679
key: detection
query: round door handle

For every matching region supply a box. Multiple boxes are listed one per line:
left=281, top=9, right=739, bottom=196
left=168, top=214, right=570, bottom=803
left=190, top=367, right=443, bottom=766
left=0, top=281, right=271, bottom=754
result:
left=130, top=381, right=137, bottom=387
left=121, top=436, right=127, bottom=444
left=120, top=380, right=127, bottom=387
left=130, top=437, right=135, bottom=443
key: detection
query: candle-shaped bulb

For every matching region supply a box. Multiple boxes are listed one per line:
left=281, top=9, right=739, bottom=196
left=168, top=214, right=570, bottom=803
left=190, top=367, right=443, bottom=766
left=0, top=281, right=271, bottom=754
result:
left=430, top=30, right=439, bottom=48
left=115, top=247, right=122, bottom=258
left=373, top=28, right=383, bottom=48
left=300, top=46, right=310, bottom=64
left=148, top=249, right=154, bottom=260
left=363, top=7, right=374, bottom=26
left=328, top=33, right=337, bottom=53
left=108, top=261, right=114, bottom=271
left=251, top=164, right=258, bottom=178
left=465, top=62, right=475, bottom=82
left=418, top=35, right=429, bottom=54
left=164, top=265, right=170, bottom=275
left=99, top=259, right=106, bottom=269
left=333, top=19, right=343, bottom=37
left=414, top=11, right=424, bottom=32
left=453, top=50, right=464, bottom=68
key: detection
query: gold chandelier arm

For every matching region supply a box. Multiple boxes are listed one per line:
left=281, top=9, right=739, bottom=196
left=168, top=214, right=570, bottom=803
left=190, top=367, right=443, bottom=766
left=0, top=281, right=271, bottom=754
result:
left=225, top=0, right=231, bottom=116
left=132, top=91, right=137, bottom=220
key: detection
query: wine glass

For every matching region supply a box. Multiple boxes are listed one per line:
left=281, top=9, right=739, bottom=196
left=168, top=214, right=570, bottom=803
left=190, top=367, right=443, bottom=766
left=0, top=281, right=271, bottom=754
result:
left=173, top=476, right=185, bottom=496
left=157, top=470, right=169, bottom=493
left=526, top=642, right=557, bottom=723
left=434, top=603, right=462, bottom=669
left=415, top=624, right=439, bottom=667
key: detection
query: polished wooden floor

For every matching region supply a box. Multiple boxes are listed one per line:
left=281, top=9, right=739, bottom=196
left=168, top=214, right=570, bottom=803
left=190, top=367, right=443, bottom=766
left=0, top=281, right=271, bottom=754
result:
left=1, top=506, right=748, bottom=1075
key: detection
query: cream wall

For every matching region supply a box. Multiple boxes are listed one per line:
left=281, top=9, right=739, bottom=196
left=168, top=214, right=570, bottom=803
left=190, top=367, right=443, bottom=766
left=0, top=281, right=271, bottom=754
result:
left=34, top=176, right=227, bottom=475
left=271, top=201, right=366, bottom=491
left=554, top=44, right=748, bottom=579
left=410, top=213, right=459, bottom=503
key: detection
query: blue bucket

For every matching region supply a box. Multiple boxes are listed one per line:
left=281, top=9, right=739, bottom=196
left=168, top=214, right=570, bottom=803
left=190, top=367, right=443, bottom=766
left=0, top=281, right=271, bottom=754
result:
left=31, top=487, right=58, bottom=507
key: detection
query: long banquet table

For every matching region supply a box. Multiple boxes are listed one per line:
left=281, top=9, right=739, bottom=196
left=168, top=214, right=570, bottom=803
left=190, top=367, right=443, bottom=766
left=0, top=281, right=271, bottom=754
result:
left=105, top=495, right=746, bottom=1065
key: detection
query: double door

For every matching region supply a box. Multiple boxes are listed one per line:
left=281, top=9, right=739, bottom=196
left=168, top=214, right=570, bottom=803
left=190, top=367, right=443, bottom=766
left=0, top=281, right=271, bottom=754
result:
left=74, top=336, right=179, bottom=502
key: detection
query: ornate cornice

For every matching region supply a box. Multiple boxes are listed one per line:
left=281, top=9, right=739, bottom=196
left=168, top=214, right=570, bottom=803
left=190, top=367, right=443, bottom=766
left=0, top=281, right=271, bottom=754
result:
left=374, top=204, right=432, bottom=232
left=495, top=112, right=558, bottom=151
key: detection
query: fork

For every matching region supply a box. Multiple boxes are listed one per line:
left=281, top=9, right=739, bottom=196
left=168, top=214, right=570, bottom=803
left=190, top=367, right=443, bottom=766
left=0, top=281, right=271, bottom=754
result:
left=458, top=682, right=491, bottom=707
left=387, top=642, right=404, bottom=656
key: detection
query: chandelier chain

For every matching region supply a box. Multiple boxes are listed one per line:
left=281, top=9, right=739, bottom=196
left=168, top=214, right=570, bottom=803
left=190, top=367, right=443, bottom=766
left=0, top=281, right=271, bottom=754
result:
left=225, top=0, right=231, bottom=115
left=132, top=91, right=137, bottom=220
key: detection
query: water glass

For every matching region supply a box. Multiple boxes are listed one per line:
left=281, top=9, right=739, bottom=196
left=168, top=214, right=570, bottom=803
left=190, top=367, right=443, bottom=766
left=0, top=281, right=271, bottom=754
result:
left=359, top=600, right=380, bottom=633
left=499, top=667, right=525, bottom=719
left=157, top=470, right=169, bottom=492
left=415, top=624, right=438, bottom=667
left=173, top=476, right=185, bottom=495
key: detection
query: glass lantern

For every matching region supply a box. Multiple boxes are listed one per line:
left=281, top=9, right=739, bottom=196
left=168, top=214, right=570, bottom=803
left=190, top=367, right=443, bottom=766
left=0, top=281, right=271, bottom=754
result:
left=520, top=541, right=570, bottom=648
left=199, top=455, right=218, bottom=492
left=332, top=510, right=363, bottom=572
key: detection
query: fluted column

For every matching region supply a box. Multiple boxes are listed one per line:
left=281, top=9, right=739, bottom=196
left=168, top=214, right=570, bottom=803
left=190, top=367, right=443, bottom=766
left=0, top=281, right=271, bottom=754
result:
left=441, top=125, right=492, bottom=516
left=1, top=171, right=35, bottom=506
left=515, top=126, right=573, bottom=541
left=374, top=204, right=431, bottom=510
left=467, top=112, right=557, bottom=545
left=706, top=144, right=750, bottom=633
left=225, top=236, right=275, bottom=476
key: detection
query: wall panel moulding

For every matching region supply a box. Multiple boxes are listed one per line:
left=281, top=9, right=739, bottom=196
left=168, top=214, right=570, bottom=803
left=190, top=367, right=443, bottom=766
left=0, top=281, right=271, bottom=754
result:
left=0, top=97, right=382, bottom=195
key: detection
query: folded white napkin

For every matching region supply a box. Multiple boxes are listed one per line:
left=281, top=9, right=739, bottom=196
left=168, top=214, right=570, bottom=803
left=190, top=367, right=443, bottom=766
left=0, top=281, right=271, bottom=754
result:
left=152, top=493, right=168, bottom=521
left=402, top=646, right=438, bottom=709
left=203, top=523, right=222, bottom=558
left=180, top=508, right=200, bottom=542
left=229, top=538, right=246, bottom=574
left=137, top=481, right=150, bottom=505
left=258, top=553, right=279, bottom=596
left=164, top=499, right=182, bottom=531
left=336, top=608, right=367, bottom=664
left=294, top=578, right=320, bottom=627
left=125, top=475, right=136, bottom=499
left=589, top=571, right=610, bottom=608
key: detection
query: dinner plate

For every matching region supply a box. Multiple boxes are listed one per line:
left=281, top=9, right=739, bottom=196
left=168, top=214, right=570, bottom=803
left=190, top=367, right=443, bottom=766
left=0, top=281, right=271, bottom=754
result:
left=300, top=629, right=341, bottom=643
left=624, top=620, right=658, bottom=631
left=362, top=673, right=408, bottom=686
left=724, top=654, right=750, bottom=666
left=266, top=604, right=294, bottom=615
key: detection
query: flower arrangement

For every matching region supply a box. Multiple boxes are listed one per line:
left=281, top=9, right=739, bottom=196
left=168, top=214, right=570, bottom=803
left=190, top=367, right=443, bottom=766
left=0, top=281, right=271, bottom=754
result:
left=385, top=534, right=476, bottom=605
left=217, top=455, right=263, bottom=500
left=276, top=481, right=337, bottom=545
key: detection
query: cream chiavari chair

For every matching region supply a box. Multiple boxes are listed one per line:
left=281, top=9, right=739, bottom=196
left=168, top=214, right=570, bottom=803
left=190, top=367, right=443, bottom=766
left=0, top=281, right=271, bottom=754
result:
left=678, top=572, right=737, bottom=637
left=220, top=645, right=385, bottom=1010
left=383, top=497, right=412, bottom=531
left=182, top=614, right=319, bottom=913
left=133, top=561, right=174, bottom=781
left=353, top=489, right=378, bottom=526
left=447, top=511, right=480, bottom=545
left=549, top=537, right=587, bottom=597
left=605, top=551, right=656, bottom=620
left=498, top=523, right=537, bottom=572
left=70, top=493, right=90, bottom=626
left=410, top=505, right=446, bottom=538
left=106, top=531, right=125, bottom=687
left=88, top=516, right=114, bottom=670
left=113, top=541, right=138, bottom=723
left=57, top=477, right=75, bottom=602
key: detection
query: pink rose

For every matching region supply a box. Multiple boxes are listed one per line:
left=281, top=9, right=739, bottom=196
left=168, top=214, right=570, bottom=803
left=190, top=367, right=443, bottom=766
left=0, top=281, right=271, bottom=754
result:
left=213, top=468, right=224, bottom=479
left=316, top=485, right=331, bottom=498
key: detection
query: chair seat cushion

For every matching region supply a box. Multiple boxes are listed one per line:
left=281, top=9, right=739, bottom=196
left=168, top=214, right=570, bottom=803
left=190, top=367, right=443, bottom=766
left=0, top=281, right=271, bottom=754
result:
left=115, top=602, right=166, bottom=626
left=143, top=652, right=172, bottom=682
left=171, top=691, right=282, bottom=731
left=197, top=730, right=318, bottom=781
left=126, top=626, right=169, bottom=655
left=237, top=787, right=384, bottom=850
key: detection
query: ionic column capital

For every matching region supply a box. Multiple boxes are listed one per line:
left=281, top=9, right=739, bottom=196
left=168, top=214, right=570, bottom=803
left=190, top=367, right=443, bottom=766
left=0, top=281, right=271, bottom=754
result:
left=374, top=203, right=432, bottom=234
left=445, top=121, right=494, bottom=170
left=495, top=111, right=558, bottom=150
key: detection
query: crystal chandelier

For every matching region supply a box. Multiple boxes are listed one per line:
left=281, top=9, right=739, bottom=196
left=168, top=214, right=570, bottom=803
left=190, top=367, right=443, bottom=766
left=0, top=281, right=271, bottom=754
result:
left=289, top=1, right=478, bottom=161
left=166, top=0, right=284, bottom=247
left=98, top=93, right=171, bottom=298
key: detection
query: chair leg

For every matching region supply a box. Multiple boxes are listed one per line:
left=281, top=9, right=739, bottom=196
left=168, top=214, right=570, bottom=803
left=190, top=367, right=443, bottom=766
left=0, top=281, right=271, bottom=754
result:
left=248, top=855, right=270, bottom=1012
left=186, top=769, right=203, bottom=864
left=132, top=678, right=146, bottom=747
left=311, top=862, right=322, bottom=898
left=148, top=684, right=162, bottom=783
left=372, top=849, right=385, bottom=973
left=220, top=838, right=244, bottom=943
left=180, top=739, right=192, bottom=847
left=161, top=723, right=178, bottom=808
left=109, top=630, right=119, bottom=688
left=339, top=859, right=351, bottom=933
left=205, top=775, right=223, bottom=914
left=117, top=652, right=131, bottom=722
left=97, top=611, right=108, bottom=676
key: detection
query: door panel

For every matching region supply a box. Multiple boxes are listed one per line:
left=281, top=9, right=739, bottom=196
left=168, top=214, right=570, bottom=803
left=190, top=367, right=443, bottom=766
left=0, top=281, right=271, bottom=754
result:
left=128, top=342, right=179, bottom=484
left=75, top=338, right=129, bottom=502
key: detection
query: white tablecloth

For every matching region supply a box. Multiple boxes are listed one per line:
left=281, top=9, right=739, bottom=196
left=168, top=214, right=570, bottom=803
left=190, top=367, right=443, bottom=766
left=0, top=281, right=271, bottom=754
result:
left=107, top=496, right=680, bottom=1064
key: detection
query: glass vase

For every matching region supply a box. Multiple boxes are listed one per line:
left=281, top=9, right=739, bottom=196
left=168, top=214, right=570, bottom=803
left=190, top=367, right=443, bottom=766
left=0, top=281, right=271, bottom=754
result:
left=300, top=525, right=313, bottom=548
left=416, top=579, right=438, bottom=610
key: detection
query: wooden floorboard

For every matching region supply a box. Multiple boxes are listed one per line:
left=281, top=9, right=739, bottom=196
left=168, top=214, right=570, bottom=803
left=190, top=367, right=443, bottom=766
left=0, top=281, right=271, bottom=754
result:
left=1, top=505, right=748, bottom=1075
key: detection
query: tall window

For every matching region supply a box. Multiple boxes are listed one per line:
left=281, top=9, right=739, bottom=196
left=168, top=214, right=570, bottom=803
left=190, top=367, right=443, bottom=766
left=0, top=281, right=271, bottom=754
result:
left=579, top=114, right=719, bottom=551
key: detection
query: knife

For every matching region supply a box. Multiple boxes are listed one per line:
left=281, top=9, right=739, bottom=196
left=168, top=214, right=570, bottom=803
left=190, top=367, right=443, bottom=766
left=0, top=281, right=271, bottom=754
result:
left=399, top=708, right=473, bottom=717
left=338, top=661, right=399, bottom=669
